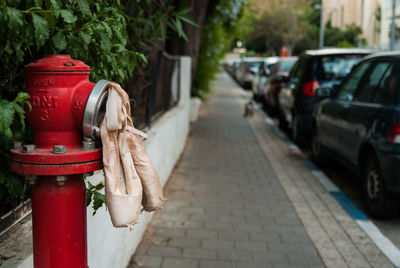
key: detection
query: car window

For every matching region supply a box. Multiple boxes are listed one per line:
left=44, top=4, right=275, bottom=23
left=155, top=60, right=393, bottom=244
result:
left=246, top=62, right=263, bottom=68
left=372, top=64, right=398, bottom=105
left=289, top=55, right=306, bottom=83
left=335, top=61, right=371, bottom=101
left=289, top=61, right=300, bottom=82
left=269, top=63, right=277, bottom=74
left=279, top=60, right=296, bottom=73
left=314, top=54, right=363, bottom=81
left=354, top=61, right=392, bottom=103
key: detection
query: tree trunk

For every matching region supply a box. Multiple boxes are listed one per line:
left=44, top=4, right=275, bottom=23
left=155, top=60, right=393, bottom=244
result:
left=166, top=0, right=218, bottom=83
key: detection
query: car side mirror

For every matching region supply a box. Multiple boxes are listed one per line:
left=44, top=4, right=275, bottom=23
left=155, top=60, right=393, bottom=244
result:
left=315, top=87, right=332, bottom=98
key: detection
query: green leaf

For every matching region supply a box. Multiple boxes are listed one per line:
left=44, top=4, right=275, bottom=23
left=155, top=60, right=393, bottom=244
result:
left=0, top=101, right=15, bottom=137
left=92, top=191, right=105, bottom=215
left=48, top=0, right=60, bottom=10
left=42, top=12, right=57, bottom=32
left=77, top=0, right=91, bottom=15
left=15, top=47, right=24, bottom=62
left=94, top=183, right=104, bottom=191
left=113, top=44, right=126, bottom=53
left=52, top=31, right=67, bottom=50
left=177, top=15, right=199, bottom=27
left=99, top=34, right=111, bottom=51
left=10, top=102, right=25, bottom=130
left=0, top=170, right=6, bottom=184
left=134, top=52, right=147, bottom=64
left=176, top=7, right=192, bottom=16
left=59, top=10, right=77, bottom=24
left=5, top=175, right=23, bottom=197
left=14, top=92, right=31, bottom=111
left=6, top=7, right=24, bottom=29
left=14, top=92, right=30, bottom=105
left=34, top=0, right=43, bottom=6
left=86, top=189, right=92, bottom=206
left=31, top=13, right=50, bottom=48
left=175, top=19, right=188, bottom=41
left=79, top=31, right=91, bottom=45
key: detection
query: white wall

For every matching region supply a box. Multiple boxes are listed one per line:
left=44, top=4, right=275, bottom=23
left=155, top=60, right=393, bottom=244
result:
left=17, top=56, right=192, bottom=268
left=88, top=56, right=192, bottom=268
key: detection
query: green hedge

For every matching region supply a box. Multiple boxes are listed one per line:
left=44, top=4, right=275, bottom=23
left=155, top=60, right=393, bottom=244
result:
left=192, top=0, right=247, bottom=98
left=0, top=0, right=194, bottom=214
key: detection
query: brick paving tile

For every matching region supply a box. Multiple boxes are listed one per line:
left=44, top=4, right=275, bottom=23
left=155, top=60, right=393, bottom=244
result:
left=131, top=72, right=394, bottom=268
left=161, top=257, right=198, bottom=268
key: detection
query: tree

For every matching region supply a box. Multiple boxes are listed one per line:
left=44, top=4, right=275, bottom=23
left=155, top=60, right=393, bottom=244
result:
left=192, top=0, right=248, bottom=97
left=244, top=0, right=311, bottom=56
left=325, top=22, right=363, bottom=47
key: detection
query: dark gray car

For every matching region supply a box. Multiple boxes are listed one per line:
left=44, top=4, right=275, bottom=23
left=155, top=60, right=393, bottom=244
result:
left=311, top=51, right=400, bottom=219
left=278, top=48, right=372, bottom=146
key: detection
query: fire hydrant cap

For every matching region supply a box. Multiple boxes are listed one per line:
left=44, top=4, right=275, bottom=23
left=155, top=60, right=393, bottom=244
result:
left=24, top=55, right=90, bottom=72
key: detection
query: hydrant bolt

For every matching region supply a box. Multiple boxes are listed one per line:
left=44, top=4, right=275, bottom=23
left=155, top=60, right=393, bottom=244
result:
left=52, top=145, right=68, bottom=154
left=82, top=137, right=95, bottom=151
left=22, top=144, right=37, bottom=153
left=55, top=175, right=67, bottom=186
left=13, top=141, right=23, bottom=149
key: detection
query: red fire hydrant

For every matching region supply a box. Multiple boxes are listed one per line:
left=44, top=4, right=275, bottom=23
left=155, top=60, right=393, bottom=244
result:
left=9, top=55, right=110, bottom=268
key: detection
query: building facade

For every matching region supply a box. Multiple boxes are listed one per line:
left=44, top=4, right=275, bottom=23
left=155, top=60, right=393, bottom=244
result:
left=322, top=0, right=384, bottom=47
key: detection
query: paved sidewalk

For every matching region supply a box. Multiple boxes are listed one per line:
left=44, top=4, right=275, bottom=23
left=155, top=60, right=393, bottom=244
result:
left=128, top=72, right=393, bottom=268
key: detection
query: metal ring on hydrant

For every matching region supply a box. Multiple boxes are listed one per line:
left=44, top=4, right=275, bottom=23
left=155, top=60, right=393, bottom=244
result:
left=83, top=79, right=111, bottom=139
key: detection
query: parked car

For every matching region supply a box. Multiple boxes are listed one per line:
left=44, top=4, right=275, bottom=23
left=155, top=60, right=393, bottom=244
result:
left=278, top=48, right=372, bottom=145
left=311, top=51, right=400, bottom=219
left=263, top=57, right=298, bottom=115
left=224, top=58, right=241, bottom=75
left=252, top=56, right=279, bottom=100
left=235, top=57, right=265, bottom=89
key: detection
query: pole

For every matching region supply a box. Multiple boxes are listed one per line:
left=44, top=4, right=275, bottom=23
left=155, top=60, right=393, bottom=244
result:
left=319, top=4, right=324, bottom=48
left=391, top=0, right=396, bottom=50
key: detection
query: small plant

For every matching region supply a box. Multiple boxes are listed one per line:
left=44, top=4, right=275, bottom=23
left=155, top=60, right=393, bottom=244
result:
left=86, top=181, right=106, bottom=215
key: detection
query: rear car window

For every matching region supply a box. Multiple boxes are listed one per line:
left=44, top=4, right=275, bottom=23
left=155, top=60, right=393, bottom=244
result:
left=279, top=60, right=296, bottom=73
left=313, top=54, right=364, bottom=81
left=246, top=62, right=263, bottom=68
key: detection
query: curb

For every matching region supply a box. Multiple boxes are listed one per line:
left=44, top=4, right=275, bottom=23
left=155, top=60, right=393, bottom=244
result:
left=249, top=98, right=400, bottom=268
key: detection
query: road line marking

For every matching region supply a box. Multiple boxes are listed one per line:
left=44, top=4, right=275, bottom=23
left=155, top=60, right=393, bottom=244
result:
left=357, top=220, right=400, bottom=267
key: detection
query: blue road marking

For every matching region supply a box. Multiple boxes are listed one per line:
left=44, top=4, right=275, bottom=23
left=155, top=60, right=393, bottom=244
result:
left=301, top=158, right=320, bottom=171
left=330, top=191, right=369, bottom=221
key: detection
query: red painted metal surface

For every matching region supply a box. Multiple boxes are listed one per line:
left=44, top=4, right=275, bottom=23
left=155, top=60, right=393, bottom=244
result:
left=9, top=55, right=104, bottom=268
left=32, top=175, right=88, bottom=268
left=10, top=148, right=102, bottom=164
left=25, top=55, right=94, bottom=149
left=10, top=160, right=103, bottom=176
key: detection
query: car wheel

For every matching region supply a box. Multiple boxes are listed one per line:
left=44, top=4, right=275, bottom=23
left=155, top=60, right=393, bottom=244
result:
left=363, top=154, right=400, bottom=219
left=310, top=126, right=325, bottom=164
left=291, top=114, right=306, bottom=147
